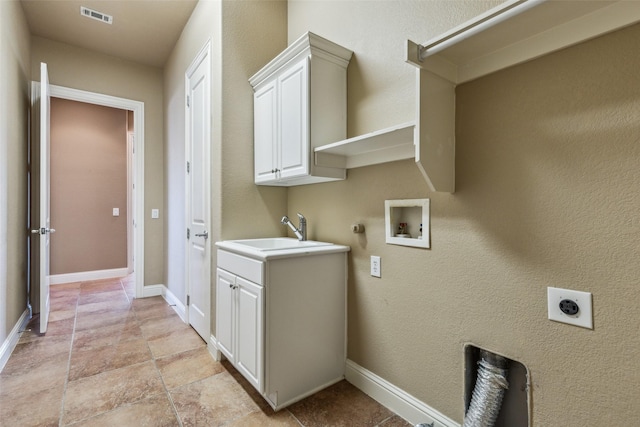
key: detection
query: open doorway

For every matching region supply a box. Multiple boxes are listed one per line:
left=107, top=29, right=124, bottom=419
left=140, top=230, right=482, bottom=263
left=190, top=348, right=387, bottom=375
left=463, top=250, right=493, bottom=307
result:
left=40, top=84, right=145, bottom=299
left=48, top=98, right=132, bottom=283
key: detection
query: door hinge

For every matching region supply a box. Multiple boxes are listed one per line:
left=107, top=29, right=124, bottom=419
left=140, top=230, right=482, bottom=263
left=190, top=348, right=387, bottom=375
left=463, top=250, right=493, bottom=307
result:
left=186, top=95, right=190, bottom=107
left=187, top=228, right=190, bottom=239
left=187, top=161, right=190, bottom=173
left=187, top=295, right=190, bottom=306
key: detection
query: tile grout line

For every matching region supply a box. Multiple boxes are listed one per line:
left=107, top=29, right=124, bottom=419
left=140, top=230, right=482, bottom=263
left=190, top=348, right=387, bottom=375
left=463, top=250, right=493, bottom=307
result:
left=134, top=297, right=185, bottom=427
left=57, top=285, right=81, bottom=427
left=62, top=280, right=167, bottom=426
left=120, top=278, right=132, bottom=304
left=286, top=409, right=306, bottom=427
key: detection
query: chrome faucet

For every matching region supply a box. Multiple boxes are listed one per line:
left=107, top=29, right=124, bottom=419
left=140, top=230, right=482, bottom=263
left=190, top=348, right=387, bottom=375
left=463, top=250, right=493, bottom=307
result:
left=281, top=213, right=307, bottom=241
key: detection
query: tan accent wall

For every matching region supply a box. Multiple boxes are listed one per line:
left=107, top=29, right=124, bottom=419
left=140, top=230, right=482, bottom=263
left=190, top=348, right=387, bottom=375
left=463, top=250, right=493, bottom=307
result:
left=163, top=1, right=287, bottom=308
left=31, top=36, right=164, bottom=286
left=0, top=0, right=31, bottom=343
left=50, top=98, right=127, bottom=275
left=288, top=2, right=640, bottom=424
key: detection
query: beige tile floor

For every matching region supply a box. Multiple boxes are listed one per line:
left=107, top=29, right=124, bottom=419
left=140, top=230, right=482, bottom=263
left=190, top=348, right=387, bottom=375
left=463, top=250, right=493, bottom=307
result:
left=0, top=277, right=411, bottom=426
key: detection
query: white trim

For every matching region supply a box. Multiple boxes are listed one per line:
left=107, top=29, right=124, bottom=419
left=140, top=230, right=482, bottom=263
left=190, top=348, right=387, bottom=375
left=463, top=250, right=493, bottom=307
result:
left=50, top=268, right=128, bottom=285
left=41, top=84, right=145, bottom=299
left=208, top=334, right=223, bottom=362
left=0, top=309, right=30, bottom=372
left=139, top=284, right=187, bottom=323
left=345, top=359, right=460, bottom=427
left=142, top=284, right=164, bottom=298
left=126, top=131, right=135, bottom=274
left=163, top=285, right=186, bottom=322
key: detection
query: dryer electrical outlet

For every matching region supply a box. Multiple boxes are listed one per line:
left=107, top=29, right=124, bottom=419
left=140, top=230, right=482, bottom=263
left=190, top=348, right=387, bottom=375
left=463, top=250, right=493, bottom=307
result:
left=547, top=287, right=593, bottom=329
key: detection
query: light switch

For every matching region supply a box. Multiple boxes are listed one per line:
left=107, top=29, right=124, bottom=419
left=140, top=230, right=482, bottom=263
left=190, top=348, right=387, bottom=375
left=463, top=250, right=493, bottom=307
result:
left=151, top=209, right=159, bottom=219
left=112, top=208, right=120, bottom=217
left=370, top=256, right=381, bottom=278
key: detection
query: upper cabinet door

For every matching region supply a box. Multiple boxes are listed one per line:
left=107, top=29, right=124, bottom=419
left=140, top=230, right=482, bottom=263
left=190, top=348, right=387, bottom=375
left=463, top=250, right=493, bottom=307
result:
left=278, top=57, right=309, bottom=180
left=249, top=32, right=352, bottom=186
left=253, top=81, right=278, bottom=183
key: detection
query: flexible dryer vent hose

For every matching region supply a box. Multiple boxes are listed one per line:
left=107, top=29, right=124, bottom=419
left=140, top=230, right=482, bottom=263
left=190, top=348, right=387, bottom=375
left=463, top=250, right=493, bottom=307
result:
left=462, top=350, right=509, bottom=427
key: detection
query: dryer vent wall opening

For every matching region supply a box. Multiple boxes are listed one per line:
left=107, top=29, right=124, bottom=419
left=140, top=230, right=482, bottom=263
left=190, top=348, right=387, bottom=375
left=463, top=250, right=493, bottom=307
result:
left=463, top=345, right=531, bottom=427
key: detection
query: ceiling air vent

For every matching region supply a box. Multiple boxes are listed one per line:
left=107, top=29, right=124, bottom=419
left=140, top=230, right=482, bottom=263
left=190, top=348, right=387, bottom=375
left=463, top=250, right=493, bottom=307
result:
left=80, top=6, right=113, bottom=25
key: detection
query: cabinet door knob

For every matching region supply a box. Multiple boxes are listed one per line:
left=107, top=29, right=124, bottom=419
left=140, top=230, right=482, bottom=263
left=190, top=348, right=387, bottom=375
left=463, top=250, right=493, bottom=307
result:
left=229, top=283, right=233, bottom=288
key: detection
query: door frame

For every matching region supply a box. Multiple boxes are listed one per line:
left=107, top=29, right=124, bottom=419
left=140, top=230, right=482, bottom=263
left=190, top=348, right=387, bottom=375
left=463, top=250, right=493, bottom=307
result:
left=33, top=83, right=146, bottom=298
left=126, top=131, right=135, bottom=275
left=184, top=39, right=212, bottom=339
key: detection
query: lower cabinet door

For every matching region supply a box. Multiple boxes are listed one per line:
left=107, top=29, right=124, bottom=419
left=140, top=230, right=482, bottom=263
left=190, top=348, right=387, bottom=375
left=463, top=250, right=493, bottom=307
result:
left=215, top=268, right=236, bottom=363
left=235, top=276, right=264, bottom=392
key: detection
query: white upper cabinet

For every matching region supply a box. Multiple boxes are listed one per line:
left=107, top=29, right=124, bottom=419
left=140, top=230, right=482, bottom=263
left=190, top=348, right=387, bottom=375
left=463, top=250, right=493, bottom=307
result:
left=249, top=32, right=353, bottom=186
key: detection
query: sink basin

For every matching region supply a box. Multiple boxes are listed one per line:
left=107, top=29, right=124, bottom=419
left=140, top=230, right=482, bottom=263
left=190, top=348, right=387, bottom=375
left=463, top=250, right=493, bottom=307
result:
left=229, top=237, right=332, bottom=251
left=216, top=237, right=349, bottom=261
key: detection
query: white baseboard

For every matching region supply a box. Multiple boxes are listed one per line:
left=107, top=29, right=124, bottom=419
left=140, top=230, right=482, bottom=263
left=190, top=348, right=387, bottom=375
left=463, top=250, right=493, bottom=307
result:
left=0, top=309, right=30, bottom=373
left=208, top=334, right=223, bottom=362
left=140, top=284, right=187, bottom=324
left=163, top=286, right=186, bottom=322
left=345, top=359, right=460, bottom=427
left=141, top=284, right=164, bottom=298
left=50, top=268, right=128, bottom=285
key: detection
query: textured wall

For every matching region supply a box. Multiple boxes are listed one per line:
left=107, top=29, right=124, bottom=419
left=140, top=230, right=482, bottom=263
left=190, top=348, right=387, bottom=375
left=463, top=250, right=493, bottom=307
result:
left=50, top=98, right=128, bottom=274
left=288, top=1, right=640, bottom=424
left=31, top=37, right=164, bottom=286
left=219, top=1, right=290, bottom=240
left=163, top=1, right=287, bottom=320
left=0, top=0, right=30, bottom=345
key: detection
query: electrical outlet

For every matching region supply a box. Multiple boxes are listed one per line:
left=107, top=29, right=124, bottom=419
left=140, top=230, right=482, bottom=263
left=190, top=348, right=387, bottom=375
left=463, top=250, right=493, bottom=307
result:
left=151, top=209, right=159, bottom=219
left=370, top=256, right=381, bottom=278
left=547, top=287, right=593, bottom=329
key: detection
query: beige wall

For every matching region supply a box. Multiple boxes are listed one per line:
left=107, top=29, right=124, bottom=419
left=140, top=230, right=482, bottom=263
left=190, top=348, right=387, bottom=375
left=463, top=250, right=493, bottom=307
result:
left=288, top=1, right=640, bottom=424
left=163, top=1, right=287, bottom=307
left=0, top=1, right=30, bottom=345
left=50, top=98, right=128, bottom=274
left=31, top=36, right=164, bottom=286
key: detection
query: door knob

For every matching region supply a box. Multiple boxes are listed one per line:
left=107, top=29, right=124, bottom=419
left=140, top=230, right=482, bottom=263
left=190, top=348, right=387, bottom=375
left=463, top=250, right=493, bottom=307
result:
left=194, top=230, right=208, bottom=239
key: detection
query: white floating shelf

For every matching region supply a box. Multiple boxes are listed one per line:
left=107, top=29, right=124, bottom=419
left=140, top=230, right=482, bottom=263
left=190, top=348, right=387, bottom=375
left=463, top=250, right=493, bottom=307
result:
left=315, top=1, right=640, bottom=194
left=406, top=0, right=640, bottom=84
left=314, top=122, right=415, bottom=169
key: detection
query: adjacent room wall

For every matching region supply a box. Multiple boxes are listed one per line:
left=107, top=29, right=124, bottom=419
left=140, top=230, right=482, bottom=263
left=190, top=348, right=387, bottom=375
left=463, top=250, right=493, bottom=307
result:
left=31, top=36, right=164, bottom=286
left=50, top=98, right=128, bottom=275
left=288, top=1, right=640, bottom=424
left=163, top=1, right=287, bottom=315
left=0, top=0, right=31, bottom=348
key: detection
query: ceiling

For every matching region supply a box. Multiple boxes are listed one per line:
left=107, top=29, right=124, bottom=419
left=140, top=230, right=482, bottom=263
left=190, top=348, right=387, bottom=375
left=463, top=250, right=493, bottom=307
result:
left=20, top=0, right=198, bottom=68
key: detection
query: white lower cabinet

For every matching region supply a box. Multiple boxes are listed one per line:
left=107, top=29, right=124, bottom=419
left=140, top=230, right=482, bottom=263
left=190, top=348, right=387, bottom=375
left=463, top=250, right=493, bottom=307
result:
left=216, top=268, right=263, bottom=392
left=215, top=247, right=348, bottom=410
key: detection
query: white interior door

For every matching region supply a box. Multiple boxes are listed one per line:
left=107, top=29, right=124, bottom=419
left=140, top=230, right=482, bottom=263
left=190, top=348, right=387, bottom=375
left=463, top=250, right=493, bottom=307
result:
left=32, top=62, right=52, bottom=333
left=185, top=43, right=211, bottom=341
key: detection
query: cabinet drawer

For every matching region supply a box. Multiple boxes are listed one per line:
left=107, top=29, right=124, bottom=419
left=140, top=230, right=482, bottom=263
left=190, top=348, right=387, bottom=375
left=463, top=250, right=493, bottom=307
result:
left=217, top=250, right=264, bottom=285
